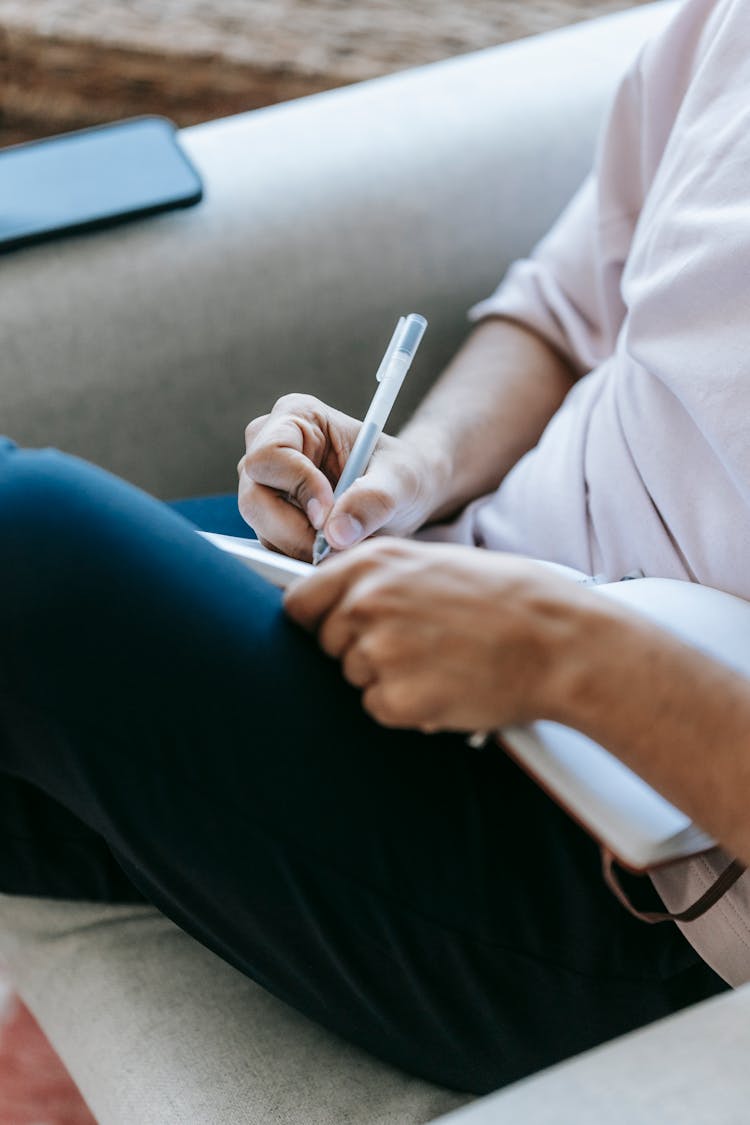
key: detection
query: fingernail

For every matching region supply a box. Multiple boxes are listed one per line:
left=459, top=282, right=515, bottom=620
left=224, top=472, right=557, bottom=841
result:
left=327, top=514, right=363, bottom=548
left=307, top=499, right=325, bottom=529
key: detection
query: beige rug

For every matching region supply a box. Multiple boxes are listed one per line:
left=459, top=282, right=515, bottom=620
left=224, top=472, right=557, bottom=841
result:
left=0, top=0, right=648, bottom=145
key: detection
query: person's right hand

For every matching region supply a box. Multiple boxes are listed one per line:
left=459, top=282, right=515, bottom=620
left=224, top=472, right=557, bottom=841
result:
left=238, top=394, right=447, bottom=560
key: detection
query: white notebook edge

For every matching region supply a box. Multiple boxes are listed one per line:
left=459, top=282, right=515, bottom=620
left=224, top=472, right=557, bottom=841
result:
left=500, top=573, right=750, bottom=870
left=198, top=531, right=314, bottom=588
left=500, top=724, right=715, bottom=871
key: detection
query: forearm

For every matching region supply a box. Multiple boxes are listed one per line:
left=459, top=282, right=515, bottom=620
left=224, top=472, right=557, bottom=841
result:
left=398, top=317, right=578, bottom=524
left=547, top=597, right=750, bottom=867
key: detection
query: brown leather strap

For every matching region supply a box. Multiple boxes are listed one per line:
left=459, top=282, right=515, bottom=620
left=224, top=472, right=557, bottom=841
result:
left=601, top=849, right=746, bottom=924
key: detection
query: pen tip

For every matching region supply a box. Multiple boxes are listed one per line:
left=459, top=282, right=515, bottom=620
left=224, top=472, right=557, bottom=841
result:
left=312, top=534, right=331, bottom=567
left=312, top=534, right=323, bottom=567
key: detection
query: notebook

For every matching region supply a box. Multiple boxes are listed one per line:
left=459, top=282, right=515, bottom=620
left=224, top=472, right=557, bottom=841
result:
left=503, top=575, right=750, bottom=870
left=199, top=531, right=313, bottom=587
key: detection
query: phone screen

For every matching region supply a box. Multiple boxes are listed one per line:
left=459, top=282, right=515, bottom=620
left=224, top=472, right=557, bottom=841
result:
left=0, top=116, right=203, bottom=251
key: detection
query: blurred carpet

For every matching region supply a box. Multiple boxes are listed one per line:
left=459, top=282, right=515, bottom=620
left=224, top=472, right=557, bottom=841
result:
left=0, top=0, right=648, bottom=145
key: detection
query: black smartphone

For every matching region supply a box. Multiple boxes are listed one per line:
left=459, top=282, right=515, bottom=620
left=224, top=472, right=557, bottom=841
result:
left=0, top=116, right=203, bottom=252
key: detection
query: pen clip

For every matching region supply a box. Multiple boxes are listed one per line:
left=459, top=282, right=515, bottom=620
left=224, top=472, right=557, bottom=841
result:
left=375, top=317, right=406, bottom=382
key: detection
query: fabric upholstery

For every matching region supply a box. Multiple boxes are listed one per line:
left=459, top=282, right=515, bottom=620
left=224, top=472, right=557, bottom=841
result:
left=0, top=3, right=674, bottom=498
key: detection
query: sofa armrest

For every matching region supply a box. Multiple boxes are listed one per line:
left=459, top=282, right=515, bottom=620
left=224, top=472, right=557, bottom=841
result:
left=434, top=983, right=748, bottom=1124
left=0, top=2, right=675, bottom=497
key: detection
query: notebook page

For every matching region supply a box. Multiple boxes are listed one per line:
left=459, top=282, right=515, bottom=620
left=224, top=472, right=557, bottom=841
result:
left=199, top=531, right=314, bottom=588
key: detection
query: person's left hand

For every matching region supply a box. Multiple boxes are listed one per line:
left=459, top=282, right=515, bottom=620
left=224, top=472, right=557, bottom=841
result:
left=284, top=538, right=584, bottom=733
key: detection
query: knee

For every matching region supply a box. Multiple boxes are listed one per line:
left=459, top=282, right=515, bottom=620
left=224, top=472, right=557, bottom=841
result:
left=0, top=442, right=97, bottom=547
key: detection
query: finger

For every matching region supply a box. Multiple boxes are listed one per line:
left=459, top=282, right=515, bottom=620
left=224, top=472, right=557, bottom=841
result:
left=242, top=414, right=269, bottom=456
left=362, top=682, right=409, bottom=729
left=284, top=547, right=376, bottom=631
left=238, top=459, right=322, bottom=553
left=341, top=643, right=377, bottom=689
left=244, top=417, right=335, bottom=528
left=238, top=480, right=315, bottom=561
left=244, top=413, right=269, bottom=435
left=362, top=679, right=436, bottom=731
left=317, top=603, right=359, bottom=659
left=324, top=461, right=402, bottom=549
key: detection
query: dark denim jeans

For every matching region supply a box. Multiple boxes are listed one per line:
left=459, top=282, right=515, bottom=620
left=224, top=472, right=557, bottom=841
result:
left=0, top=438, right=727, bottom=1093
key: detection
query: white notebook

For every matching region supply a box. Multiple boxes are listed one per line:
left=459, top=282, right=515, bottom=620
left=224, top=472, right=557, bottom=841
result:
left=199, top=531, right=314, bottom=587
left=200, top=530, right=750, bottom=870
left=503, top=576, right=750, bottom=870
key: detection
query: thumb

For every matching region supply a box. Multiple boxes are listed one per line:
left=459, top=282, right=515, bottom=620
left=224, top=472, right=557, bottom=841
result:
left=324, top=467, right=401, bottom=549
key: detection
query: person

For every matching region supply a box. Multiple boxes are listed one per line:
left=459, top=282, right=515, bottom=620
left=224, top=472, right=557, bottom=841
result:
left=1, top=0, right=749, bottom=1096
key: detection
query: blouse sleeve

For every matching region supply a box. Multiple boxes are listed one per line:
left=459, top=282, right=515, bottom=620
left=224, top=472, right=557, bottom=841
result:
left=469, top=22, right=656, bottom=378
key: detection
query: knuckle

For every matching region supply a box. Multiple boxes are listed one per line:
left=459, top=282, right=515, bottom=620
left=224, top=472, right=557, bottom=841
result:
left=359, top=536, right=402, bottom=563
left=262, top=533, right=303, bottom=560
left=318, top=614, right=349, bottom=658
left=318, top=624, right=338, bottom=657
left=345, top=582, right=382, bottom=623
left=363, top=689, right=394, bottom=727
left=238, top=495, right=282, bottom=548
left=338, top=549, right=400, bottom=605
left=343, top=541, right=388, bottom=578
left=244, top=415, right=268, bottom=447
left=368, top=682, right=416, bottom=728
left=275, top=392, right=321, bottom=416
left=241, top=445, right=266, bottom=477
left=243, top=440, right=295, bottom=485
left=286, top=535, right=314, bottom=563
left=342, top=646, right=373, bottom=688
left=237, top=478, right=256, bottom=518
left=349, top=483, right=397, bottom=525
left=285, top=476, right=312, bottom=511
left=358, top=628, right=396, bottom=668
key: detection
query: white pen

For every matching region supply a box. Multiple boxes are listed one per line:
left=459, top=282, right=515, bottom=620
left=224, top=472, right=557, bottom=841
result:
left=312, top=313, right=428, bottom=565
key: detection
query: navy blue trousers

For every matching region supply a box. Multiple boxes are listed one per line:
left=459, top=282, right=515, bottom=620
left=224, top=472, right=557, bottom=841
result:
left=0, top=438, right=727, bottom=1093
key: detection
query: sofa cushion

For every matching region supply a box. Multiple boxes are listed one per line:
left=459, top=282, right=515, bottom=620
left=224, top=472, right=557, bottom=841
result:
left=0, top=895, right=471, bottom=1124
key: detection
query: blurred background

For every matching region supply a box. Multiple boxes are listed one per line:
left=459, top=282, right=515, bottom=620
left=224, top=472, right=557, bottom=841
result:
left=0, top=0, right=647, bottom=148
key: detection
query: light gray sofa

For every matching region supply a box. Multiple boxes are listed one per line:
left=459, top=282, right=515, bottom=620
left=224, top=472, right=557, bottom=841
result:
left=5, top=4, right=746, bottom=1123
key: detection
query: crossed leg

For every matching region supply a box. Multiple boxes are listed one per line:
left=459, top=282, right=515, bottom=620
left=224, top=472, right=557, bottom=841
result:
left=0, top=439, right=727, bottom=1093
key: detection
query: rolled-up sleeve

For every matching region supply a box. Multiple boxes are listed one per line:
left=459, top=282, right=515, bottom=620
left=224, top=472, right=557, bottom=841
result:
left=469, top=29, right=654, bottom=378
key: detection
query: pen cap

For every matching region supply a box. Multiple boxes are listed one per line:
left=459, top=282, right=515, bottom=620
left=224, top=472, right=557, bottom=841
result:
left=375, top=314, right=427, bottom=382
left=363, top=313, right=428, bottom=431
left=374, top=317, right=405, bottom=383
left=395, top=314, right=427, bottom=359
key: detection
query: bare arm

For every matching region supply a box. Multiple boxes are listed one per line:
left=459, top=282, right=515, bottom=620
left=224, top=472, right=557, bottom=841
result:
left=552, top=596, right=750, bottom=867
left=399, top=317, right=577, bottom=525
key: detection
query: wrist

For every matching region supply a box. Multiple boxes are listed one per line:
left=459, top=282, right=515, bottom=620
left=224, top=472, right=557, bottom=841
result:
left=396, top=423, right=456, bottom=525
left=540, top=593, right=643, bottom=730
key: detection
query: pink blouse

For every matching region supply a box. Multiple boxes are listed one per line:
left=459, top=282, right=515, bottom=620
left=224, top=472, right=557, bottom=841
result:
left=453, top=0, right=750, bottom=985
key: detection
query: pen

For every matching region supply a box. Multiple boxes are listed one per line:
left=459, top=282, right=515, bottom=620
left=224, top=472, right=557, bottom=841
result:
left=312, top=313, right=428, bottom=565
